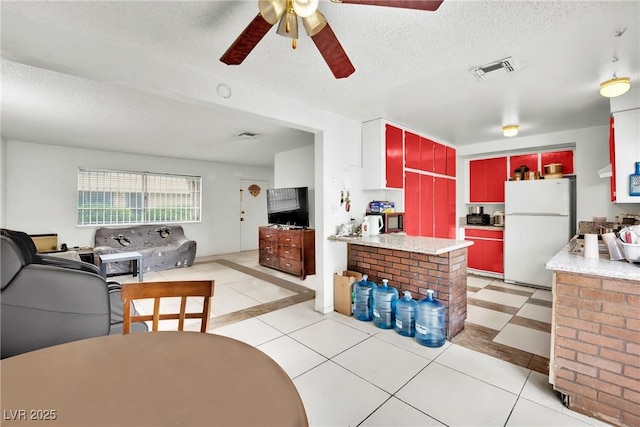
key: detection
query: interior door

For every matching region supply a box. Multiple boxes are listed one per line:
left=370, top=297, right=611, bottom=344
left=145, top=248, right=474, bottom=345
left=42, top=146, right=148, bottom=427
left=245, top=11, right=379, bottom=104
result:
left=240, top=179, right=268, bottom=251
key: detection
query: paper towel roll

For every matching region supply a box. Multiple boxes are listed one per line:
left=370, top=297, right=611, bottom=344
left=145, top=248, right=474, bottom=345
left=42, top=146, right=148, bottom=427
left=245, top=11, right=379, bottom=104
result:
left=583, top=234, right=599, bottom=259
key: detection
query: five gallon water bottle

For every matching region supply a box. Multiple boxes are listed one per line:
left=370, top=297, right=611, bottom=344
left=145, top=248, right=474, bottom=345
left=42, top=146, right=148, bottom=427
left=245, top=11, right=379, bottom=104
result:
left=353, top=275, right=377, bottom=321
left=394, top=291, right=417, bottom=337
left=415, top=289, right=446, bottom=347
left=372, top=279, right=399, bottom=329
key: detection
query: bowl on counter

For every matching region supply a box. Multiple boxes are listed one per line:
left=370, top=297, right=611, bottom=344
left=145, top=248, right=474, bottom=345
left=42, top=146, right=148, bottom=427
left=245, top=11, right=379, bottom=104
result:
left=620, top=242, right=640, bottom=263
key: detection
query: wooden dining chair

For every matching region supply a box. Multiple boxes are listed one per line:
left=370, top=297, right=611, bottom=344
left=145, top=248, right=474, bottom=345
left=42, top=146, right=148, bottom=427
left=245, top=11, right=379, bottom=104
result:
left=120, top=280, right=215, bottom=334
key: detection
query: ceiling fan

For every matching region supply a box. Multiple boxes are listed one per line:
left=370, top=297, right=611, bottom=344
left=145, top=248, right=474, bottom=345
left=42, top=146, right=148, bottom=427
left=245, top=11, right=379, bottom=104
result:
left=220, top=0, right=444, bottom=79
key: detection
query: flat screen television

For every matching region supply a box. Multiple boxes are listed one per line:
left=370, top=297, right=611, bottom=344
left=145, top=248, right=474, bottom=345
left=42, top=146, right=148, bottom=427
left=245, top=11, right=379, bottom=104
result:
left=266, top=186, right=309, bottom=227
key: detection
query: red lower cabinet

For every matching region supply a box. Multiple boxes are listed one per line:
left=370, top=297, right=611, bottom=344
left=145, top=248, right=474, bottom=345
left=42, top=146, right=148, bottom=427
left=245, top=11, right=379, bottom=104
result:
left=465, top=229, right=504, bottom=274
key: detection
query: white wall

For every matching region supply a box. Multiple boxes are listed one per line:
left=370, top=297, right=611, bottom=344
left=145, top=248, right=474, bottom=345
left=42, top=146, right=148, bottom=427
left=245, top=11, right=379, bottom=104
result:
left=0, top=134, right=6, bottom=227
left=456, top=126, right=640, bottom=225
left=274, top=145, right=315, bottom=228
left=5, top=140, right=273, bottom=256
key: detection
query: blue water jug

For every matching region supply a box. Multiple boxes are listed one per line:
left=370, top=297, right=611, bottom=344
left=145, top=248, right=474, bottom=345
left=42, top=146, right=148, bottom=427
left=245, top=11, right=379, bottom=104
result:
left=415, top=289, right=446, bottom=347
left=372, top=279, right=399, bottom=329
left=394, top=291, right=417, bottom=337
left=353, top=275, right=377, bottom=321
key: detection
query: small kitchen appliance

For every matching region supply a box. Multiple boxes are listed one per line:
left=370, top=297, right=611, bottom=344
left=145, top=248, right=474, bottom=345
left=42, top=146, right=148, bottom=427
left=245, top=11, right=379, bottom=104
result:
left=466, top=213, right=491, bottom=225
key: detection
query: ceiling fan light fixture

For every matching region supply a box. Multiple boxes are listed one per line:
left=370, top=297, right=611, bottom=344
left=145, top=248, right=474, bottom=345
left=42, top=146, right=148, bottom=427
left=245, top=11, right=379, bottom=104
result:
left=276, top=6, right=299, bottom=41
left=302, top=10, right=327, bottom=36
left=258, top=0, right=286, bottom=25
left=292, top=0, right=319, bottom=18
left=502, top=125, right=519, bottom=137
left=599, top=76, right=631, bottom=98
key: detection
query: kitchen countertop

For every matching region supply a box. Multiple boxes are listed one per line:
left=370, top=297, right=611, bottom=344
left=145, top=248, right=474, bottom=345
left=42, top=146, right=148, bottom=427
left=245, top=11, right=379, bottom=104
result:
left=462, top=225, right=505, bottom=231
left=545, top=237, right=640, bottom=281
left=328, top=234, right=473, bottom=255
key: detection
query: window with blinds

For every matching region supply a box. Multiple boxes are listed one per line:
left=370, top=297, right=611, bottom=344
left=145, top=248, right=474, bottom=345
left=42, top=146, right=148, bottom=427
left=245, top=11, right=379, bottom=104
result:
left=77, top=168, right=201, bottom=226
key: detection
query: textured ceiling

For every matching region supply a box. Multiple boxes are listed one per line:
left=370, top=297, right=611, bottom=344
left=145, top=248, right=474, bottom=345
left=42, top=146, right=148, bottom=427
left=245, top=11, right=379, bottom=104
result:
left=1, top=0, right=639, bottom=166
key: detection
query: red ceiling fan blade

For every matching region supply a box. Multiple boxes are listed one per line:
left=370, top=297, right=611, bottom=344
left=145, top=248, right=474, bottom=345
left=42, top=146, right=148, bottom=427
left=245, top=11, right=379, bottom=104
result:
left=220, top=14, right=274, bottom=65
left=311, top=24, right=355, bottom=79
left=337, top=0, right=444, bottom=11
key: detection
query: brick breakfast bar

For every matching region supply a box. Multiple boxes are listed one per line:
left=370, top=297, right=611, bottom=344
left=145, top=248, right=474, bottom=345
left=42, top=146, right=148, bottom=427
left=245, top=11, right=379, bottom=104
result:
left=329, top=234, right=472, bottom=340
left=546, top=239, right=640, bottom=427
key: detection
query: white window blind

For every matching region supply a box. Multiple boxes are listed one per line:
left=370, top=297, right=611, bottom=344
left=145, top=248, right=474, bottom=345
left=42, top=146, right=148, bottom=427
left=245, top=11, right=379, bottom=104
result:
left=77, top=168, right=201, bottom=226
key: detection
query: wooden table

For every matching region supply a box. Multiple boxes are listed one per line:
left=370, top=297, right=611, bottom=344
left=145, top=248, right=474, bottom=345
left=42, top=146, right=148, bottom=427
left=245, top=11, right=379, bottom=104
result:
left=1, top=332, right=308, bottom=427
left=99, top=251, right=143, bottom=281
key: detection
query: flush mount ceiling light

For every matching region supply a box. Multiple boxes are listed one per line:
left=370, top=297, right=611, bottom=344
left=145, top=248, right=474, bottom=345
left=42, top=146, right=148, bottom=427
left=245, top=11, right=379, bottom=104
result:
left=502, top=125, right=519, bottom=137
left=600, top=75, right=631, bottom=98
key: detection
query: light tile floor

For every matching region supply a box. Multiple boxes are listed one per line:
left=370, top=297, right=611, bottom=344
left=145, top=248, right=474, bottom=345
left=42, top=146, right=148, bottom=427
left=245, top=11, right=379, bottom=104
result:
left=112, top=252, right=612, bottom=427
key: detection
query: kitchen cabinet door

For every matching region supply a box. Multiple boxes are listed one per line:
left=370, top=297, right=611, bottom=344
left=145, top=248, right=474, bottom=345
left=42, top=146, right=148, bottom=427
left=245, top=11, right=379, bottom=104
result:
left=420, top=174, right=435, bottom=237
left=611, top=109, right=640, bottom=203
left=446, top=146, right=456, bottom=177
left=485, top=157, right=508, bottom=202
left=447, top=178, right=456, bottom=238
left=541, top=150, right=574, bottom=175
left=510, top=153, right=538, bottom=176
left=434, top=177, right=456, bottom=238
left=466, top=238, right=483, bottom=270
left=420, top=137, right=435, bottom=172
left=483, top=239, right=504, bottom=273
left=386, top=124, right=404, bottom=188
left=404, top=172, right=421, bottom=236
left=470, top=157, right=507, bottom=203
left=434, top=177, right=448, bottom=238
left=404, top=131, right=421, bottom=170
left=434, top=142, right=447, bottom=175
left=466, top=229, right=504, bottom=273
left=609, top=116, right=616, bottom=202
left=469, top=159, right=488, bottom=202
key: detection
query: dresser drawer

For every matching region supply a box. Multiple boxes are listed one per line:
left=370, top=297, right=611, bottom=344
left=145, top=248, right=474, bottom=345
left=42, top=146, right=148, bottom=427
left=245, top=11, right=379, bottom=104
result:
left=279, top=258, right=302, bottom=274
left=278, top=231, right=302, bottom=247
left=279, top=246, right=301, bottom=261
left=259, top=250, right=278, bottom=267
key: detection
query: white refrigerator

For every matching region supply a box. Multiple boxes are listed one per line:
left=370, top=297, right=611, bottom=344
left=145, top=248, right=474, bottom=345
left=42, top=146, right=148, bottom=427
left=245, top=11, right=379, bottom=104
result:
left=504, top=178, right=575, bottom=289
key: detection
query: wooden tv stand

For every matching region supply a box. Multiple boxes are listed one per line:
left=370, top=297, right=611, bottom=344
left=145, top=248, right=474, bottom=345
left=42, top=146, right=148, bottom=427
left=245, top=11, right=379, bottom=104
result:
left=258, top=226, right=315, bottom=280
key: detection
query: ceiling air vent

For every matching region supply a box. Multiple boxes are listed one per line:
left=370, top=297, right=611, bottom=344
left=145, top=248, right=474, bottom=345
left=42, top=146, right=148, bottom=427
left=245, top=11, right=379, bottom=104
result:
left=470, top=56, right=520, bottom=81
left=236, top=131, right=260, bottom=139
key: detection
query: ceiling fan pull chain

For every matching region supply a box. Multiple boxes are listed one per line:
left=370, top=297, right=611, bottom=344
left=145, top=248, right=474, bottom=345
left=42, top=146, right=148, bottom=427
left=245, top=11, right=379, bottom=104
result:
left=292, top=39, right=297, bottom=49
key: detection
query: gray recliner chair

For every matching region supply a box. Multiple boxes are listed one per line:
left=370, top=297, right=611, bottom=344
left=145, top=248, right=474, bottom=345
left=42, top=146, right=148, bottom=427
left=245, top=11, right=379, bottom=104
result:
left=1, top=229, right=147, bottom=359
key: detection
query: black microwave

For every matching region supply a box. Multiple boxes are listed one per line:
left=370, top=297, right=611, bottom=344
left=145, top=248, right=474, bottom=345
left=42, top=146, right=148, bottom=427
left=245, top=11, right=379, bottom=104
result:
left=379, top=212, right=405, bottom=233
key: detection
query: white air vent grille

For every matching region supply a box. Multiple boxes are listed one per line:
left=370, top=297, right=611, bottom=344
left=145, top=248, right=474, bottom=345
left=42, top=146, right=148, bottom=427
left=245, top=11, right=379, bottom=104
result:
left=470, top=57, right=520, bottom=81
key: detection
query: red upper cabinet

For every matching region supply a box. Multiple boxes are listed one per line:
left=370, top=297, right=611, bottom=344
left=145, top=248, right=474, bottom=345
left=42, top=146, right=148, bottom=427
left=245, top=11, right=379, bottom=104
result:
left=510, top=153, right=538, bottom=175
left=433, top=142, right=447, bottom=175
left=541, top=150, right=574, bottom=175
left=385, top=125, right=404, bottom=188
left=404, top=132, right=421, bottom=170
left=420, top=137, right=435, bottom=172
left=362, top=120, right=404, bottom=189
left=469, top=157, right=507, bottom=203
left=446, top=146, right=456, bottom=177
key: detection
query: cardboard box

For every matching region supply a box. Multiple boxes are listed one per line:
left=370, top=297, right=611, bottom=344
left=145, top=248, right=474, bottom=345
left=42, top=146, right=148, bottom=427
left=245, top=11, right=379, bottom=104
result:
left=333, top=270, right=363, bottom=316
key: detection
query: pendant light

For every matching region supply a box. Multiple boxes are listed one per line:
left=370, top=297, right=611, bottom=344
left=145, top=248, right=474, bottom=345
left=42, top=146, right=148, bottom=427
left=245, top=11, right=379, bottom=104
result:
left=599, top=29, right=632, bottom=98
left=502, top=125, right=519, bottom=137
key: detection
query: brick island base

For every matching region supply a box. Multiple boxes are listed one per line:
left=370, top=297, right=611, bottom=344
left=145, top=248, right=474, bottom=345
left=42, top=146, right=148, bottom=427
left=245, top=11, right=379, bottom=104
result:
left=347, top=244, right=468, bottom=340
left=550, top=270, right=640, bottom=427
